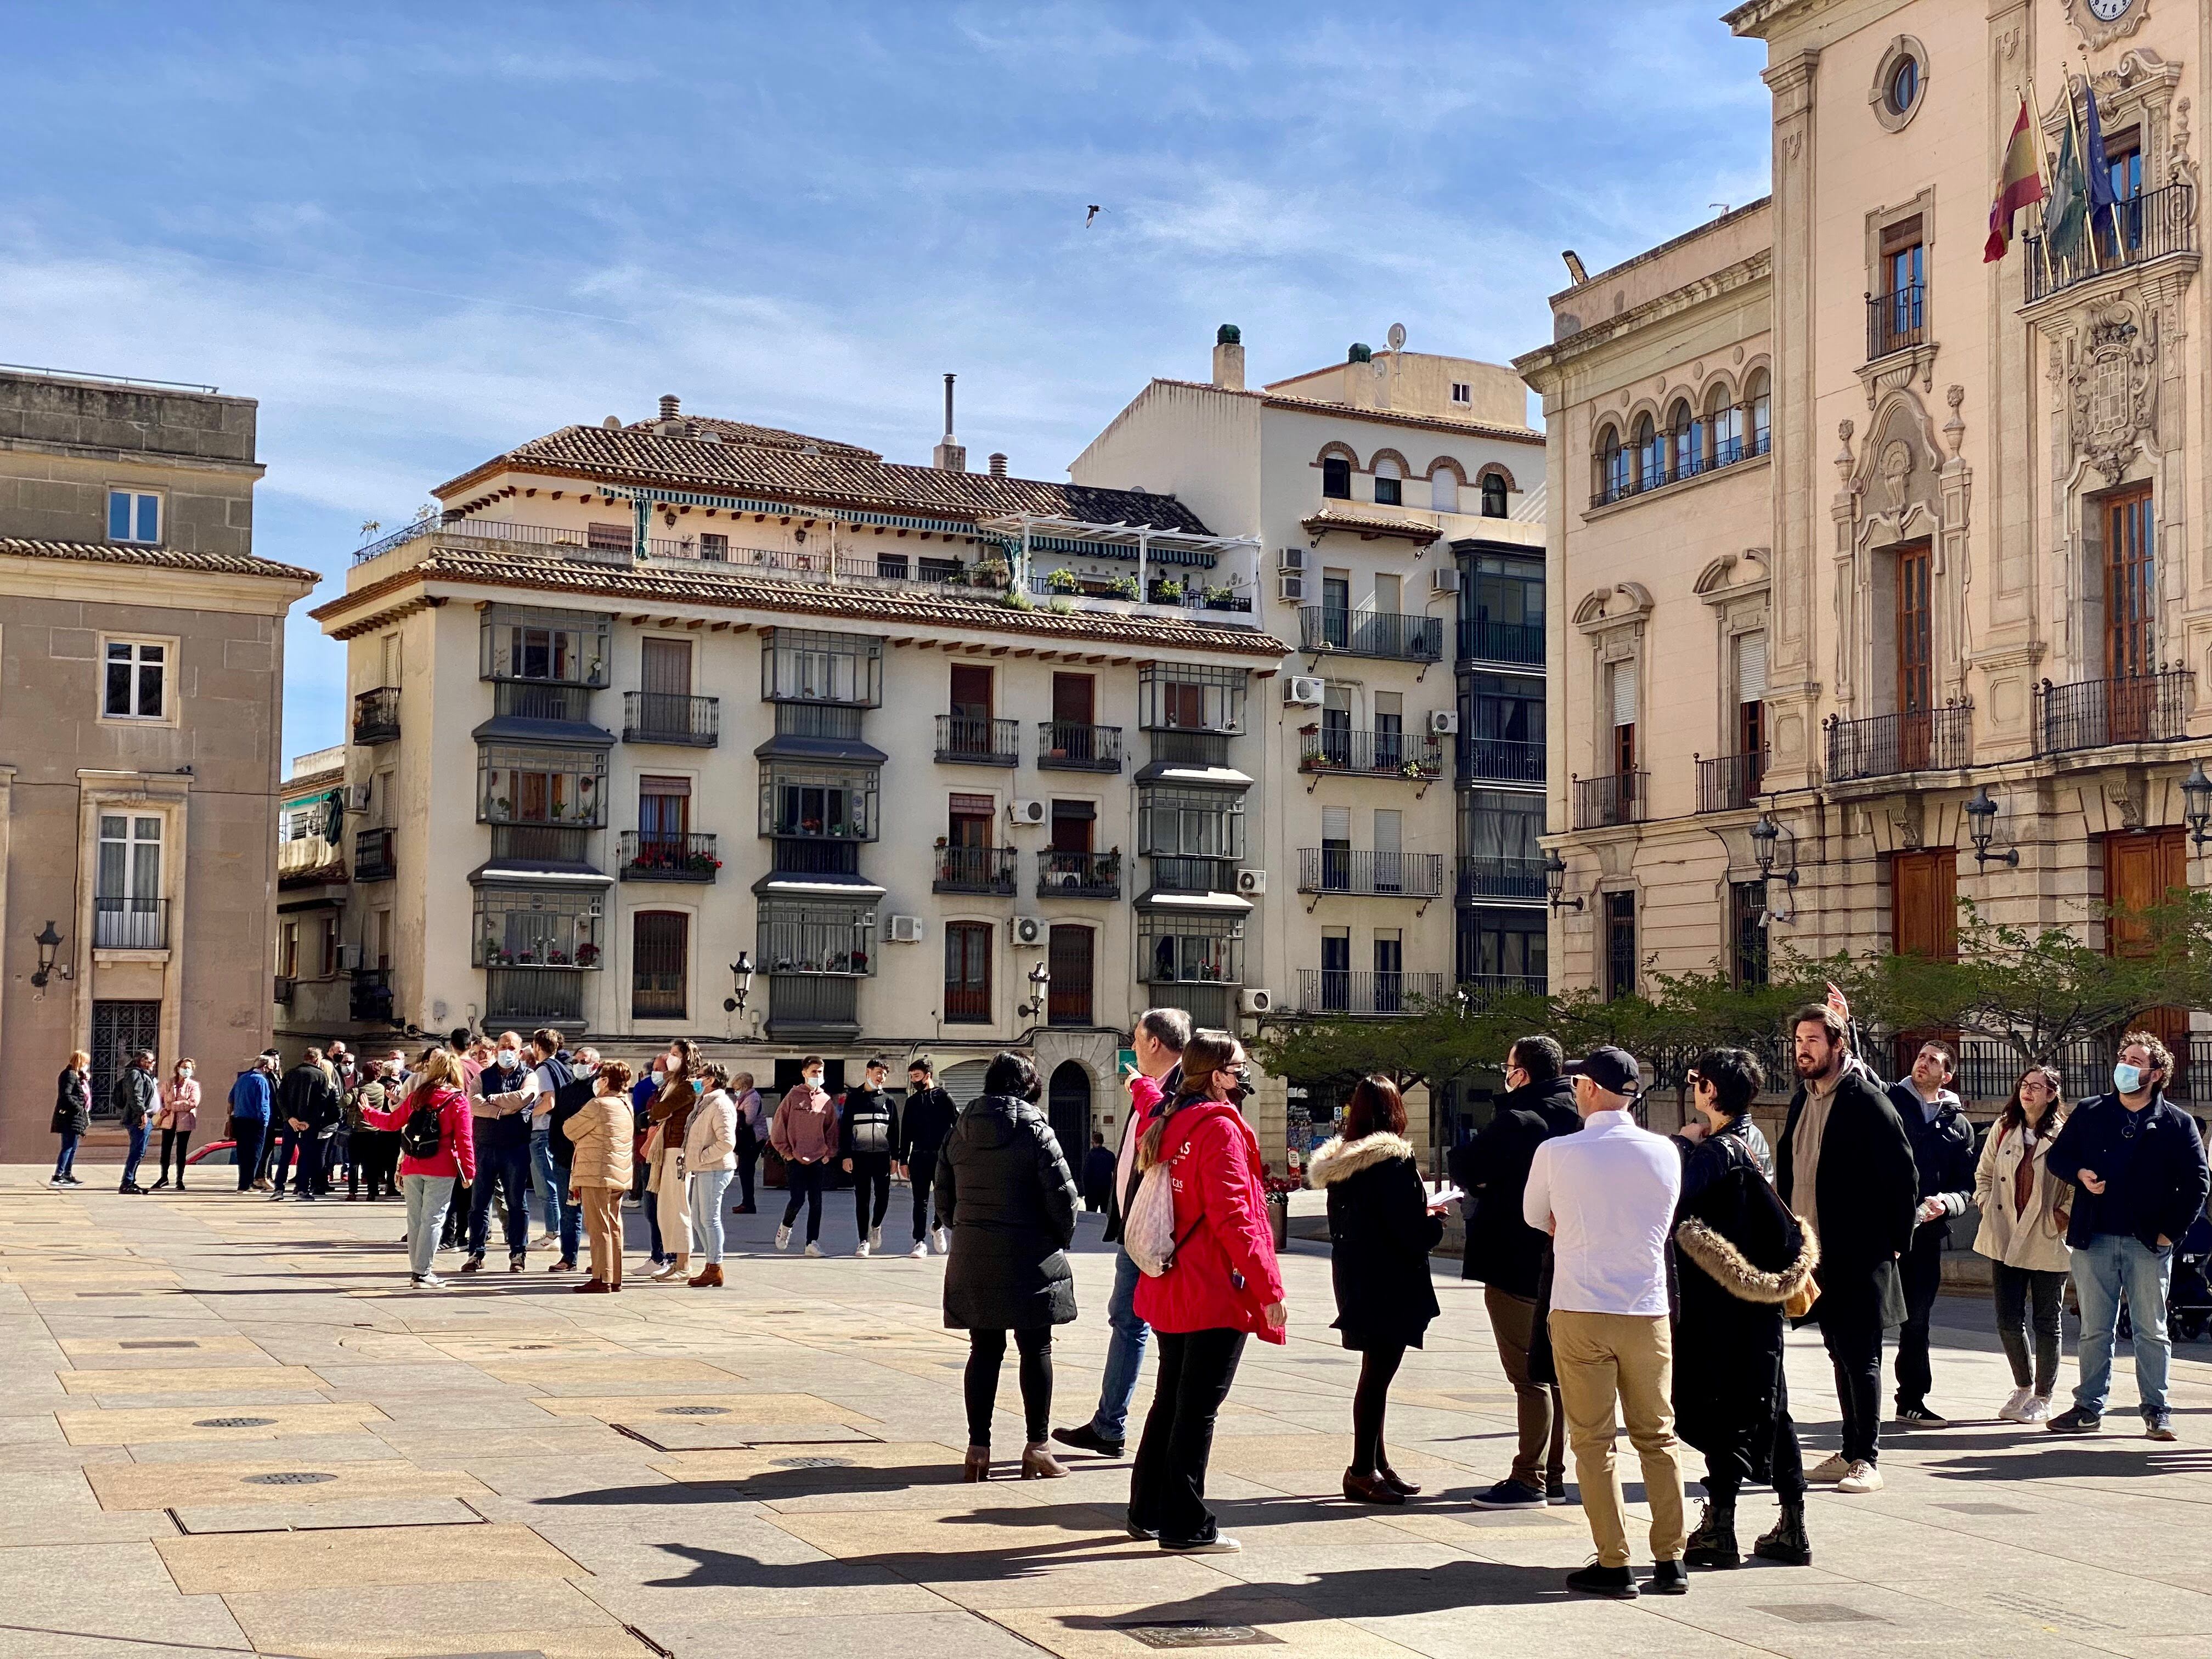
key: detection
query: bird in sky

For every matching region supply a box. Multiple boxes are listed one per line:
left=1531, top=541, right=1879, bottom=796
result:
left=1085, top=205, right=1102, bottom=227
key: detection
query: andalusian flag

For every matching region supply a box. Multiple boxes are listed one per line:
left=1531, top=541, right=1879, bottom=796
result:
left=1984, top=95, right=2045, bottom=261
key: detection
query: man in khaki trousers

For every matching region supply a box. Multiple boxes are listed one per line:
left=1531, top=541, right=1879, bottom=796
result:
left=1523, top=1045, right=1688, bottom=1599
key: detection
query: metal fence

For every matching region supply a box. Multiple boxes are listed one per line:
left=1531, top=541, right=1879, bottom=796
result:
left=2035, top=669, right=2192, bottom=755
left=1825, top=703, right=1972, bottom=781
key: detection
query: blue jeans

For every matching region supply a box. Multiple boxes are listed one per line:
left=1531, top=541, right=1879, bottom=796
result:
left=403, top=1174, right=456, bottom=1279
left=54, top=1131, right=80, bottom=1180
left=468, top=1141, right=532, bottom=1260
left=233, top=1120, right=267, bottom=1190
left=530, top=1126, right=564, bottom=1233
left=120, top=1123, right=149, bottom=1188
left=2072, top=1233, right=2174, bottom=1416
left=690, top=1168, right=732, bottom=1264
left=1089, top=1246, right=1152, bottom=1442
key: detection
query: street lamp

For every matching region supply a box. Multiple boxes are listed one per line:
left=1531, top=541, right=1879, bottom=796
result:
left=1020, top=960, right=1052, bottom=1019
left=1543, top=848, right=1582, bottom=915
left=1751, top=811, right=1799, bottom=888
left=723, top=951, right=755, bottom=1014
left=1963, top=785, right=2018, bottom=867
left=30, top=921, right=62, bottom=988
left=2183, top=761, right=2212, bottom=850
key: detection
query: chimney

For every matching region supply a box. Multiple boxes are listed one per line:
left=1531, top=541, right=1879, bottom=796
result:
left=659, top=394, right=680, bottom=420
left=1211, top=323, right=1245, bottom=391
left=988, top=453, right=1008, bottom=477
left=932, top=372, right=966, bottom=472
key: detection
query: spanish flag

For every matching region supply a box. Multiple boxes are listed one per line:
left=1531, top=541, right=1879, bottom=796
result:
left=1984, top=96, right=2045, bottom=262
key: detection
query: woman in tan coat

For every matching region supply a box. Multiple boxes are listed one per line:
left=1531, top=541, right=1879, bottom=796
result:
left=565, top=1060, right=636, bottom=1293
left=1972, top=1064, right=2072, bottom=1424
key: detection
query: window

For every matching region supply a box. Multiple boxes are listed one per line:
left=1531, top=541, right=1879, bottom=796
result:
left=1479, top=473, right=1506, bottom=517
left=1047, top=924, right=1094, bottom=1026
left=477, top=745, right=607, bottom=826
left=107, top=490, right=160, bottom=544
left=760, top=762, right=877, bottom=840
left=1896, top=541, right=1932, bottom=719
left=1667, top=399, right=1698, bottom=479
left=1451, top=381, right=1472, bottom=405
left=1708, top=384, right=1742, bottom=465
left=637, top=774, right=691, bottom=849
left=374, top=909, right=392, bottom=972
left=1460, top=913, right=1545, bottom=990
left=760, top=900, right=874, bottom=975
left=1604, top=890, right=1637, bottom=1000
left=1373, top=930, right=1404, bottom=1012
left=1321, top=456, right=1352, bottom=499
left=1885, top=53, right=1918, bottom=118
left=1735, top=630, right=1768, bottom=786
left=473, top=888, right=602, bottom=968
left=2105, top=486, right=2155, bottom=681
left=1139, top=787, right=1246, bottom=861
left=586, top=521, right=631, bottom=551
left=945, top=921, right=992, bottom=1023
left=1139, top=913, right=1243, bottom=985
left=949, top=792, right=995, bottom=848
left=1049, top=798, right=1094, bottom=854
left=479, top=606, right=611, bottom=685
left=1138, top=663, right=1246, bottom=733
left=1431, top=469, right=1460, bottom=514
left=1373, top=458, right=1403, bottom=506
left=1320, top=804, right=1351, bottom=891
left=1878, top=216, right=1923, bottom=356
left=640, top=636, right=692, bottom=698
left=1319, top=928, right=1351, bottom=1009
left=1460, top=789, right=1543, bottom=865
left=2104, top=127, right=2147, bottom=257
left=1891, top=849, right=1958, bottom=962
left=1745, top=370, right=1771, bottom=455
left=633, top=911, right=689, bottom=1019
left=1730, top=881, right=1768, bottom=988
left=317, top=913, right=340, bottom=979
left=1462, top=672, right=1544, bottom=781
left=1598, top=426, right=1628, bottom=501
left=1633, top=414, right=1662, bottom=489
left=699, top=532, right=730, bottom=561
left=760, top=626, right=883, bottom=706
left=278, top=921, right=300, bottom=980
left=97, top=814, right=161, bottom=903
left=102, top=640, right=167, bottom=719
left=1608, top=660, right=1638, bottom=777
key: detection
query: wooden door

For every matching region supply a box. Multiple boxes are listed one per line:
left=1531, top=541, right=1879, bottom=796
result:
left=1896, top=541, right=1933, bottom=768
left=1891, top=849, right=1958, bottom=961
left=950, top=663, right=994, bottom=720
left=2107, top=828, right=2190, bottom=1077
left=2106, top=487, right=2157, bottom=740
left=1051, top=672, right=1094, bottom=725
left=1047, top=928, right=1094, bottom=1027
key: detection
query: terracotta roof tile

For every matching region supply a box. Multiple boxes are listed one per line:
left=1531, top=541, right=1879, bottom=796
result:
left=1144, top=377, right=1544, bottom=445
left=1300, top=508, right=1443, bottom=544
left=619, top=415, right=880, bottom=459
left=0, top=537, right=319, bottom=584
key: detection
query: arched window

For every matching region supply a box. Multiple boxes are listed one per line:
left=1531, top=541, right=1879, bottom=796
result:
left=1632, top=414, right=1661, bottom=490
left=1745, top=371, right=1771, bottom=456
left=1430, top=468, right=1459, bottom=514
left=1667, top=399, right=1699, bottom=479
left=1480, top=473, right=1508, bottom=517
left=1708, top=383, right=1742, bottom=465
left=1596, top=426, right=1626, bottom=502
left=1373, top=456, right=1403, bottom=506
left=1321, top=455, right=1351, bottom=499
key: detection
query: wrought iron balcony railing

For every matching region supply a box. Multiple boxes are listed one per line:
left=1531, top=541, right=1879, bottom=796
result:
left=1297, top=968, right=1445, bottom=1015
left=935, top=715, right=1019, bottom=766
left=1298, top=606, right=1444, bottom=662
left=2025, top=183, right=2197, bottom=306
left=353, top=827, right=397, bottom=883
left=1296, top=848, right=1447, bottom=898
left=623, top=691, right=719, bottom=747
left=1036, top=850, right=1121, bottom=899
left=619, top=831, right=720, bottom=881
left=1589, top=432, right=1770, bottom=507
left=2035, top=669, right=2192, bottom=755
left=1457, top=618, right=1544, bottom=667
left=1866, top=280, right=1926, bottom=362
left=1297, top=729, right=1445, bottom=780
left=1036, top=721, right=1124, bottom=772
left=934, top=845, right=1019, bottom=894
left=1572, top=772, right=1646, bottom=831
left=1697, top=749, right=1767, bottom=813
left=1824, top=703, right=1972, bottom=782
left=352, top=686, right=400, bottom=744
left=1455, top=856, right=1547, bottom=904
left=93, top=896, right=167, bottom=950
left=1457, top=736, right=1545, bottom=785
left=486, top=966, right=586, bottom=1024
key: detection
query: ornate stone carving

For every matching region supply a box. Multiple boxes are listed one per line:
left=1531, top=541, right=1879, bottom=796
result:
left=1942, top=385, right=1966, bottom=460
left=2063, top=0, right=2152, bottom=55
left=2068, top=303, right=2159, bottom=484
left=2171, top=97, right=2196, bottom=188
left=1878, top=441, right=1914, bottom=512
left=1834, top=419, right=1856, bottom=483
left=2108, top=783, right=2146, bottom=831
left=1891, top=809, right=1923, bottom=851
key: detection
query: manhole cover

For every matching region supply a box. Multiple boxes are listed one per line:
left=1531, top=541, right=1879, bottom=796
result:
left=120, top=1340, right=199, bottom=1350
left=195, top=1417, right=276, bottom=1429
left=1124, top=1626, right=1280, bottom=1649
left=659, top=1406, right=731, bottom=1417
left=770, top=1455, right=854, bottom=1469
left=1754, top=1607, right=1882, bottom=1626
left=242, top=1472, right=337, bottom=1486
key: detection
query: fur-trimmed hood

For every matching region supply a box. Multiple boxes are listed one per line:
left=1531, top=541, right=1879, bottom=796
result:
left=1305, top=1131, right=1415, bottom=1188
left=1674, top=1214, right=1820, bottom=1305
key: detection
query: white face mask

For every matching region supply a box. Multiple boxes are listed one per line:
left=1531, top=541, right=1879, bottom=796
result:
left=804, top=1071, right=823, bottom=1087
left=496, top=1049, right=518, bottom=1068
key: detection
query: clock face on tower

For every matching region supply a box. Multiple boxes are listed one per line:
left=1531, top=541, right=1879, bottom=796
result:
left=2087, top=0, right=2135, bottom=20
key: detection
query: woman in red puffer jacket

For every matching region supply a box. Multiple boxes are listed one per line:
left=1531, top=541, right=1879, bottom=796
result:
left=360, top=1048, right=476, bottom=1290
left=1127, top=1031, right=1286, bottom=1555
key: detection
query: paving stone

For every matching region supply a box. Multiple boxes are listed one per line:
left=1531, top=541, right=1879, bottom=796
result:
left=156, top=1520, right=582, bottom=1592
left=87, top=1455, right=492, bottom=1509
left=55, top=1401, right=386, bottom=1443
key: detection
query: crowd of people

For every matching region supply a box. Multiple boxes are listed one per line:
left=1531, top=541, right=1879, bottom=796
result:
left=46, top=1000, right=2212, bottom=1598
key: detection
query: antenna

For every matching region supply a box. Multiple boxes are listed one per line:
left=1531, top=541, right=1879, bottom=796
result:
left=1386, top=322, right=1407, bottom=353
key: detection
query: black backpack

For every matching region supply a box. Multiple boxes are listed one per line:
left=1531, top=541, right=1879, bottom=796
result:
left=399, top=1095, right=443, bottom=1160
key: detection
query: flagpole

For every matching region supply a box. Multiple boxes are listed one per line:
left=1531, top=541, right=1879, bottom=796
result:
left=2065, top=68, right=2105, bottom=274
left=2022, top=78, right=2058, bottom=295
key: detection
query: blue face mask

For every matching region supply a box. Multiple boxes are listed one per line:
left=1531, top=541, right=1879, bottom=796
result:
left=2113, top=1063, right=2145, bottom=1095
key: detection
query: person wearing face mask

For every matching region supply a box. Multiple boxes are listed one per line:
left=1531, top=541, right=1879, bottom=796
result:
left=839, top=1057, right=899, bottom=1257
left=771, top=1057, right=838, bottom=1256
left=510, top=1030, right=560, bottom=1245
left=462, top=1034, right=535, bottom=1274
left=647, top=1040, right=702, bottom=1282
left=151, top=1059, right=200, bottom=1190
left=2045, top=1032, right=2211, bottom=1440
left=729, top=1071, right=766, bottom=1215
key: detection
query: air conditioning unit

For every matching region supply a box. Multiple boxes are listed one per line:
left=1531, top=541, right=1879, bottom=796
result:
left=346, top=785, right=372, bottom=811
left=1427, top=709, right=1460, bottom=736
left=1012, top=916, right=1046, bottom=947
left=1236, top=868, right=1268, bottom=897
left=1277, top=572, right=1306, bottom=603
left=885, top=915, right=925, bottom=944
left=1239, top=987, right=1276, bottom=1016
left=1008, top=798, right=1047, bottom=827
left=1277, top=546, right=1308, bottom=574
left=1283, top=675, right=1325, bottom=707
left=336, top=944, right=363, bottom=973
left=1430, top=567, right=1461, bottom=595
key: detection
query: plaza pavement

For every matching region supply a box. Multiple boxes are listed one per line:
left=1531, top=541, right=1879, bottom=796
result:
left=3, top=1165, right=2211, bottom=1659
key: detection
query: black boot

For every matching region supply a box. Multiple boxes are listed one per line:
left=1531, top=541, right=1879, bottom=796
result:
left=1682, top=1494, right=1740, bottom=1569
left=1753, top=1499, right=1812, bottom=1566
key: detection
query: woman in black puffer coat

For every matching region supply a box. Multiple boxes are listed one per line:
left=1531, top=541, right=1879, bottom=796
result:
left=937, top=1050, right=1080, bottom=1482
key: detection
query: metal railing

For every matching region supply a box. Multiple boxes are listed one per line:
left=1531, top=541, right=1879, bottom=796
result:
left=1148, top=729, right=1232, bottom=768
left=935, top=715, right=1019, bottom=765
left=2035, top=669, right=2192, bottom=754
left=619, top=831, right=720, bottom=881
left=1037, top=850, right=1121, bottom=898
left=1298, top=729, right=1445, bottom=780
left=349, top=968, right=393, bottom=1024
left=1299, top=606, right=1444, bottom=661
left=934, top=845, right=1019, bottom=894
left=1297, top=848, right=1446, bottom=898
left=2025, top=183, right=2197, bottom=305
left=93, top=896, right=167, bottom=950
left=768, top=972, right=859, bottom=1033
left=1457, top=618, right=1544, bottom=665
left=486, top=966, right=586, bottom=1024
left=494, top=681, right=595, bottom=723
left=1697, top=749, right=1767, bottom=813
left=1459, top=973, right=1548, bottom=1003
left=353, top=827, right=396, bottom=883
left=1825, top=703, right=1972, bottom=781
left=1297, top=969, right=1445, bottom=1015
left=623, top=691, right=719, bottom=746
left=1457, top=736, right=1545, bottom=785
left=353, top=514, right=614, bottom=566
left=1037, top=721, right=1124, bottom=772
left=1866, top=280, right=1926, bottom=361
left=1572, top=772, right=1646, bottom=830
left=1456, top=856, right=1547, bottom=903
left=489, top=824, right=592, bottom=864
left=352, top=686, right=400, bottom=744
left=1589, top=431, right=1769, bottom=507
left=770, top=839, right=861, bottom=876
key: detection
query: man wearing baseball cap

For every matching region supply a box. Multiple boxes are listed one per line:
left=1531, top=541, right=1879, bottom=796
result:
left=1524, top=1046, right=1688, bottom=1599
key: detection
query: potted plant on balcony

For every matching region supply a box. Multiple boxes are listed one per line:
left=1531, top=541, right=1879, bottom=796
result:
left=972, top=555, right=1011, bottom=590
left=1045, top=567, right=1081, bottom=595
left=1203, top=584, right=1237, bottom=610
left=1105, top=573, right=1139, bottom=601
left=1301, top=743, right=1328, bottom=769
left=575, top=942, right=601, bottom=967
left=1150, top=577, right=1184, bottom=604
left=548, top=947, right=571, bottom=966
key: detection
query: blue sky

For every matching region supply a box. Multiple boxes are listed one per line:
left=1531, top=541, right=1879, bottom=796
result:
left=3, top=3, right=1769, bottom=753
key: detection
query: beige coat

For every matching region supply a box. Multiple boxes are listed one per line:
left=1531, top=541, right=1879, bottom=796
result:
left=684, top=1088, right=738, bottom=1172
left=563, top=1090, right=635, bottom=1190
left=1972, top=1114, right=2073, bottom=1273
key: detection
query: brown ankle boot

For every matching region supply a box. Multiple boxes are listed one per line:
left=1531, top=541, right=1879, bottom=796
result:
left=963, top=1446, right=992, bottom=1482
left=687, top=1262, right=724, bottom=1288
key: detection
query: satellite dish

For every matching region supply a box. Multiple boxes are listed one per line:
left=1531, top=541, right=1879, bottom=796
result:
left=1386, top=322, right=1407, bottom=353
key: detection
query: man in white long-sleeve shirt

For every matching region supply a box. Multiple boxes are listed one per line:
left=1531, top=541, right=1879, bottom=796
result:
left=1523, top=1045, right=1688, bottom=1600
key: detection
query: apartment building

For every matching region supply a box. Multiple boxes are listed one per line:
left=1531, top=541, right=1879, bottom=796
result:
left=1518, top=0, right=2212, bottom=1081
left=304, top=396, right=1285, bottom=1156
left=0, top=366, right=315, bottom=1158
left=1073, top=326, right=1548, bottom=1150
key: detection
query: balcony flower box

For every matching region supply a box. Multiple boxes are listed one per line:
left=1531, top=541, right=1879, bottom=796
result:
left=1045, top=568, right=1082, bottom=595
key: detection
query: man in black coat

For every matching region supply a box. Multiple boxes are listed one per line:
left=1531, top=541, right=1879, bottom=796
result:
left=1448, top=1034, right=1581, bottom=1510
left=1886, top=1040, right=1976, bottom=1426
left=1775, top=1005, right=1918, bottom=1494
left=111, top=1050, right=158, bottom=1195
left=840, top=1057, right=900, bottom=1256
left=2045, top=1031, right=2211, bottom=1440
left=273, top=1051, right=341, bottom=1202
left=898, top=1057, right=959, bottom=1257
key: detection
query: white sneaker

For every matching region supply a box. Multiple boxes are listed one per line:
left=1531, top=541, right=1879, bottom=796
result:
left=1835, top=1459, right=1884, bottom=1494
left=909, top=1240, right=929, bottom=1259
left=932, top=1227, right=951, bottom=1255
left=651, top=1260, right=684, bottom=1282
left=805, top=1242, right=823, bottom=1258
left=869, top=1225, right=883, bottom=1250
left=1998, top=1386, right=2036, bottom=1423
left=855, top=1240, right=871, bottom=1258
left=2019, top=1395, right=2053, bottom=1424
left=1807, top=1453, right=1851, bottom=1483
left=414, top=1272, right=448, bottom=1289
left=535, top=1231, right=559, bottom=1249
left=775, top=1224, right=792, bottom=1251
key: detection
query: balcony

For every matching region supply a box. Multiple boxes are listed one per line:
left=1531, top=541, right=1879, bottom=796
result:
left=767, top=972, right=860, bottom=1039
left=1866, top=280, right=1926, bottom=362
left=494, top=681, right=596, bottom=723
left=1824, top=704, right=1972, bottom=782
left=2025, top=183, right=2197, bottom=306
left=1297, top=968, right=1446, bottom=1015
left=1459, top=972, right=1547, bottom=1004
left=353, top=827, right=397, bottom=883
left=486, top=966, right=587, bottom=1025
left=352, top=686, right=400, bottom=744
left=934, top=845, right=1019, bottom=895
left=278, top=834, right=341, bottom=881
left=935, top=715, right=1019, bottom=766
left=1299, top=607, right=1444, bottom=662
left=1457, top=736, right=1545, bottom=786
left=93, top=896, right=167, bottom=950
left=1149, top=982, right=1236, bottom=1031
left=1037, top=721, right=1124, bottom=772
left=1572, top=772, right=1647, bottom=831
left=349, top=967, right=394, bottom=1024
left=1297, top=848, right=1447, bottom=899
left=620, top=831, right=720, bottom=882
left=1456, top=856, right=1546, bottom=904
left=1457, top=618, right=1544, bottom=667
left=1590, top=432, right=1770, bottom=508
left=771, top=839, right=861, bottom=876
left=623, top=691, right=719, bottom=747
left=1298, top=729, right=1445, bottom=782
left=489, top=824, right=594, bottom=865
left=2035, top=670, right=2193, bottom=755
left=1697, top=749, right=1767, bottom=814
left=1037, top=850, right=1121, bottom=899
left=1149, top=730, right=1232, bottom=769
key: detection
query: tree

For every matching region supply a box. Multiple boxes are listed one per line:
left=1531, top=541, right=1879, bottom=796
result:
left=1249, top=986, right=1545, bottom=1108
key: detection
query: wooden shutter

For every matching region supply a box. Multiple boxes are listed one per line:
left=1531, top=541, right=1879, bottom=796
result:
left=950, top=664, right=993, bottom=719
left=1052, top=673, right=1094, bottom=725
left=1891, top=849, right=1959, bottom=961
left=641, top=636, right=691, bottom=697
